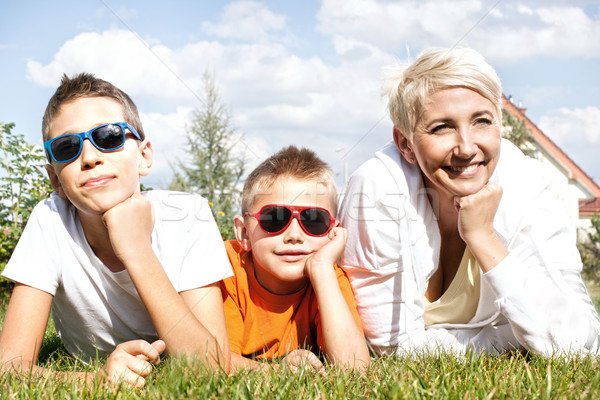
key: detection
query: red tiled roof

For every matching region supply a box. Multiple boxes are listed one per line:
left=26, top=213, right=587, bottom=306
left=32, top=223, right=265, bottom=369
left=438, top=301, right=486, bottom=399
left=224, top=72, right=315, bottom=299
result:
left=579, top=198, right=600, bottom=216
left=502, top=95, right=600, bottom=198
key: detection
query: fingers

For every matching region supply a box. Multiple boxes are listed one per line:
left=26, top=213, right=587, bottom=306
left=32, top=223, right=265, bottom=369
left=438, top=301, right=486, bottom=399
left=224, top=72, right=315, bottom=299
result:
left=102, top=340, right=165, bottom=388
left=283, top=349, right=326, bottom=374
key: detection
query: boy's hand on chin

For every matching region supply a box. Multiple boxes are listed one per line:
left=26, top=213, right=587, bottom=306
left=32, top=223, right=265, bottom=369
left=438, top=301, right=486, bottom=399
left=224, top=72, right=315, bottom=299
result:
left=103, top=194, right=155, bottom=262
left=304, top=227, right=347, bottom=279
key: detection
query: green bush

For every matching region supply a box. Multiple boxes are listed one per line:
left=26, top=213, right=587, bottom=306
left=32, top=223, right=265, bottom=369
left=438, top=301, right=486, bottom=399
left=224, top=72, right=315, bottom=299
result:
left=579, top=215, right=600, bottom=284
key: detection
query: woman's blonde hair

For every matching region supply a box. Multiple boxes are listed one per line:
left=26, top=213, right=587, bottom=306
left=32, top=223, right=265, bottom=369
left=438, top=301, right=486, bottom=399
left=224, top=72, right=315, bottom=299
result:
left=383, top=47, right=502, bottom=142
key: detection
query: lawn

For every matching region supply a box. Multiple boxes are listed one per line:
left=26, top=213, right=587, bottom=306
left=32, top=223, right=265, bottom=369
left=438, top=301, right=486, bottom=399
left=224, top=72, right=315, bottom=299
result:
left=1, top=285, right=600, bottom=399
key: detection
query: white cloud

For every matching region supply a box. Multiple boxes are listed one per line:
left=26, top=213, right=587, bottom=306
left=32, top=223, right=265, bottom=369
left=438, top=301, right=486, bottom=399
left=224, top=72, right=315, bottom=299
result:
left=24, top=17, right=394, bottom=188
left=140, top=107, right=192, bottom=188
left=539, top=106, right=600, bottom=145
left=316, top=0, right=600, bottom=64
left=538, top=105, right=600, bottom=183
left=202, top=1, right=286, bottom=41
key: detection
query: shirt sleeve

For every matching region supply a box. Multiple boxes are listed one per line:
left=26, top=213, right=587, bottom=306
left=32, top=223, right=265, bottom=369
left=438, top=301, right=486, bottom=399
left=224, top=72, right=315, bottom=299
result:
left=483, top=187, right=600, bottom=355
left=152, top=191, right=233, bottom=292
left=1, top=197, right=62, bottom=295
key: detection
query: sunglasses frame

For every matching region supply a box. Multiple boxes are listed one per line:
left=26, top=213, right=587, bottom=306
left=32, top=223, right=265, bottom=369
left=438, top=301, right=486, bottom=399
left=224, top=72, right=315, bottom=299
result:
left=44, top=122, right=141, bottom=163
left=244, top=204, right=335, bottom=237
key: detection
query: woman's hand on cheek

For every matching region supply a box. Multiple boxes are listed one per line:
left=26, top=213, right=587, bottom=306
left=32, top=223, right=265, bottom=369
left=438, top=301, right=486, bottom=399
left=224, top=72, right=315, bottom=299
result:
left=454, top=182, right=502, bottom=246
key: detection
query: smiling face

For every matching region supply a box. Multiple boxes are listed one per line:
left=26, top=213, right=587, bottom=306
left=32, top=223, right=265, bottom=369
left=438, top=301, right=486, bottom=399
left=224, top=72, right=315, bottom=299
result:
left=234, top=175, right=336, bottom=295
left=45, top=96, right=152, bottom=219
left=395, top=86, right=501, bottom=203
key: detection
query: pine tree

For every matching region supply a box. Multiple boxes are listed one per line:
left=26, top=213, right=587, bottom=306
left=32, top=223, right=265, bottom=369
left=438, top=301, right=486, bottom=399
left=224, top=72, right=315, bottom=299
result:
left=169, top=73, right=245, bottom=239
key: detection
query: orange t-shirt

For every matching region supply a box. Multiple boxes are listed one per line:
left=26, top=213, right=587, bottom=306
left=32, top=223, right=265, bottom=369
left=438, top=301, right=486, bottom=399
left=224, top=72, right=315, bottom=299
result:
left=220, top=240, right=363, bottom=360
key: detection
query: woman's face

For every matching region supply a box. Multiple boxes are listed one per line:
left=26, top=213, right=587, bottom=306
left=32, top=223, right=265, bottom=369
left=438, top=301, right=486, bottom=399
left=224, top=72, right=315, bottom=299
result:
left=398, top=86, right=501, bottom=202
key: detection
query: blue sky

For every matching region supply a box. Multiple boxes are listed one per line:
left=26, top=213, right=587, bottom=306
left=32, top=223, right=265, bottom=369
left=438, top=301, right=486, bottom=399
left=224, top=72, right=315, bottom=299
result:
left=1, top=0, right=599, bottom=190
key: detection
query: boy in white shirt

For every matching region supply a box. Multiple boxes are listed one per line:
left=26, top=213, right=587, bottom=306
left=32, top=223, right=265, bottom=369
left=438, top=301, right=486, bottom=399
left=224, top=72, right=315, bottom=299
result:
left=0, top=73, right=232, bottom=387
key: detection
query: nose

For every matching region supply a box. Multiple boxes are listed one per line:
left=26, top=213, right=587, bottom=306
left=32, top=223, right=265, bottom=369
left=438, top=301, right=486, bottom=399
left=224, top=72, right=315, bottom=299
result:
left=282, top=217, right=305, bottom=244
left=453, top=126, right=478, bottom=159
left=79, top=139, right=104, bottom=169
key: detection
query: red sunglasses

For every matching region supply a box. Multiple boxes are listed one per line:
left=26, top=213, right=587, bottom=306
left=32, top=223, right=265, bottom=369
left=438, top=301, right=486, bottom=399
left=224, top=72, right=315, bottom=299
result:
left=244, top=204, right=335, bottom=237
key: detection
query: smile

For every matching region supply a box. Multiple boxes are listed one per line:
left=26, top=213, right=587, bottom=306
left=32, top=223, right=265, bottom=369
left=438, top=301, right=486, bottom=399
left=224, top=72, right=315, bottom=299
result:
left=449, top=164, right=478, bottom=173
left=275, top=250, right=310, bottom=262
left=83, top=175, right=114, bottom=188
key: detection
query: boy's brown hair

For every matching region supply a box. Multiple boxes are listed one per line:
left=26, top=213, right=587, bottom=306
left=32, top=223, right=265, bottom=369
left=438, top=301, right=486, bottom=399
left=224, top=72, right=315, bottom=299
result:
left=42, top=73, right=145, bottom=142
left=242, top=145, right=338, bottom=215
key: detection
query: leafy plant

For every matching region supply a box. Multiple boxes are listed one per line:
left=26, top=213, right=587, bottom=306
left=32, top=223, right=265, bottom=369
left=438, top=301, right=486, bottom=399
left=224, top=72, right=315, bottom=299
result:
left=502, top=108, right=536, bottom=157
left=169, top=72, right=245, bottom=240
left=0, top=122, right=53, bottom=299
left=579, top=215, right=600, bottom=284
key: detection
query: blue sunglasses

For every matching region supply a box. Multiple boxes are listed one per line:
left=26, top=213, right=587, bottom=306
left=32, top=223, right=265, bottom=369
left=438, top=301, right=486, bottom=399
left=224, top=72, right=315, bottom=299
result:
left=44, top=122, right=141, bottom=163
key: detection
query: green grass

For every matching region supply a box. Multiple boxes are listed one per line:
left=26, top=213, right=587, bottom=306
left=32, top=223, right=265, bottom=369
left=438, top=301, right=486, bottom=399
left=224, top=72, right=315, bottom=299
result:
left=1, top=284, right=600, bottom=399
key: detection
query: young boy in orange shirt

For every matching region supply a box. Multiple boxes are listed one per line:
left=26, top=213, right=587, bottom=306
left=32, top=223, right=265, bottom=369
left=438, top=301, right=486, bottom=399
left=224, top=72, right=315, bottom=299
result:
left=220, top=146, right=369, bottom=370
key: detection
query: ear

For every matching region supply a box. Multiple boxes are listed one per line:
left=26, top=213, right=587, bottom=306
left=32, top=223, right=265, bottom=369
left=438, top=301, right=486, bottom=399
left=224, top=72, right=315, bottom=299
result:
left=234, top=215, right=252, bottom=251
left=138, top=139, right=153, bottom=177
left=45, top=164, right=67, bottom=199
left=393, top=126, right=417, bottom=164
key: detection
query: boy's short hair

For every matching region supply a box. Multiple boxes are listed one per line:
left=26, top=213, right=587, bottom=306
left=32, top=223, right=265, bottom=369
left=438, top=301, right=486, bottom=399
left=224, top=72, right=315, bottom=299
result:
left=242, top=146, right=338, bottom=216
left=42, top=73, right=145, bottom=142
left=383, top=47, right=502, bottom=143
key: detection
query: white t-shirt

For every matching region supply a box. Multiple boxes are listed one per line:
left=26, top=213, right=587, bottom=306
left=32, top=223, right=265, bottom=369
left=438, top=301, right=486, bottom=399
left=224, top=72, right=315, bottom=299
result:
left=2, top=190, right=233, bottom=362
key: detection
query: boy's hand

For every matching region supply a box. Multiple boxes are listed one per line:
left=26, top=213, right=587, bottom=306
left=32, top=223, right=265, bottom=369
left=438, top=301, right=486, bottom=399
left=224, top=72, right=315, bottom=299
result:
left=304, top=226, right=347, bottom=280
left=281, top=349, right=325, bottom=374
left=99, top=339, right=165, bottom=388
left=102, top=194, right=154, bottom=262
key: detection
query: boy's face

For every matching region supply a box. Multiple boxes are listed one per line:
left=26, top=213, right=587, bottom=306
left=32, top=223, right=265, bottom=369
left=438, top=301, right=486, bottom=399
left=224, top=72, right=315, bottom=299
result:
left=45, top=96, right=153, bottom=218
left=234, top=176, right=336, bottom=295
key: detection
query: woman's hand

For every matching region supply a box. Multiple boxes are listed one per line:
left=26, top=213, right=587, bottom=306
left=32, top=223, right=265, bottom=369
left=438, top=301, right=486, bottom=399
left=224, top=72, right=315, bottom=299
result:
left=454, top=181, right=502, bottom=244
left=454, top=182, right=508, bottom=272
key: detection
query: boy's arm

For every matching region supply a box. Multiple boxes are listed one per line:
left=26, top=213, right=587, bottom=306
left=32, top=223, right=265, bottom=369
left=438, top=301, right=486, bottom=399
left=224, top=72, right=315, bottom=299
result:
left=103, top=194, right=228, bottom=371
left=0, top=283, right=51, bottom=373
left=305, top=227, right=370, bottom=370
left=0, top=284, right=163, bottom=388
left=179, top=283, right=231, bottom=370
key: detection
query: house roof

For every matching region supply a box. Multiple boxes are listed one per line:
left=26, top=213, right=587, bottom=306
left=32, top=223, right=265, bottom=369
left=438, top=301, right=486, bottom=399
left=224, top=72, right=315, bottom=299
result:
left=502, top=95, right=600, bottom=198
left=579, top=198, right=600, bottom=216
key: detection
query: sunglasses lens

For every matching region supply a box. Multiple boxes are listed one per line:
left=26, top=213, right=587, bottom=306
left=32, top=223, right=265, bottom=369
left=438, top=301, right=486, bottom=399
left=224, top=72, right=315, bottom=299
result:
left=92, top=124, right=125, bottom=150
left=300, top=208, right=331, bottom=236
left=50, top=135, right=81, bottom=162
left=258, top=206, right=292, bottom=233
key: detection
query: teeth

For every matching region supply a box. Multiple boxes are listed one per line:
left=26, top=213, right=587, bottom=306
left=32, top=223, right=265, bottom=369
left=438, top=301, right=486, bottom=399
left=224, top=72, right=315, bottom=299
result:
left=449, top=164, right=478, bottom=173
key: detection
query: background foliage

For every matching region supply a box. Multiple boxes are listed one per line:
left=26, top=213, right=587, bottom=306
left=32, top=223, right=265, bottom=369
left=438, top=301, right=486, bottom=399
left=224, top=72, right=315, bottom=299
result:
left=0, top=122, right=52, bottom=300
left=501, top=108, right=536, bottom=157
left=579, top=215, right=600, bottom=284
left=169, top=72, right=246, bottom=240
